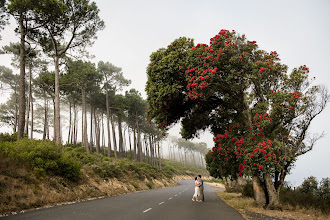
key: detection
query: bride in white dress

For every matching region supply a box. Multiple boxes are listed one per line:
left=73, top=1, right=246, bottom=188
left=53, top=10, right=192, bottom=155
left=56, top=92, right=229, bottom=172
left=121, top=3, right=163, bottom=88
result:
left=192, top=176, right=200, bottom=202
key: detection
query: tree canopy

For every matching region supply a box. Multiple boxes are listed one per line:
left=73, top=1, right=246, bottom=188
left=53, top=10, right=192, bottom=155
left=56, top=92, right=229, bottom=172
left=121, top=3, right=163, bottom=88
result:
left=146, top=29, right=329, bottom=208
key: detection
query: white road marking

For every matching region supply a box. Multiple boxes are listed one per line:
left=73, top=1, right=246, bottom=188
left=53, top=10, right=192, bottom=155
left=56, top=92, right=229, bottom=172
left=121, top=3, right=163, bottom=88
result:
left=169, top=197, right=172, bottom=200
left=143, top=208, right=152, bottom=213
left=175, top=194, right=177, bottom=196
left=159, top=202, right=164, bottom=205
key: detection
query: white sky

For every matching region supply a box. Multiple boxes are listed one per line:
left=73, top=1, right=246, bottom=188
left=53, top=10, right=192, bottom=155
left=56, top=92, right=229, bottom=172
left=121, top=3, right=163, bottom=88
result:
left=0, top=0, right=329, bottom=186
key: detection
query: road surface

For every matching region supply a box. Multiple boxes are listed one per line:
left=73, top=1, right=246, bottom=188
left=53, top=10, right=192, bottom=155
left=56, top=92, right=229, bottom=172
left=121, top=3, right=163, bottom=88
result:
left=2, top=180, right=244, bottom=220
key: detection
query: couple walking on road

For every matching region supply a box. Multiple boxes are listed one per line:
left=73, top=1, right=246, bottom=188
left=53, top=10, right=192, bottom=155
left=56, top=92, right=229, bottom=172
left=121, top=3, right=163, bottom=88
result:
left=192, top=175, right=204, bottom=202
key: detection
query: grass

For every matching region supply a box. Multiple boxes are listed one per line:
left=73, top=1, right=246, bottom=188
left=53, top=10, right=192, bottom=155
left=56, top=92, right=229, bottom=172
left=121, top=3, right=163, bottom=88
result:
left=217, top=191, right=330, bottom=220
left=218, top=191, right=253, bottom=210
left=204, top=178, right=224, bottom=184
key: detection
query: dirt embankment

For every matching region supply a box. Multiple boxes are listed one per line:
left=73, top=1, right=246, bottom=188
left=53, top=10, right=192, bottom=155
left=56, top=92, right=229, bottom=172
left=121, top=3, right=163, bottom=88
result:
left=0, top=169, right=177, bottom=216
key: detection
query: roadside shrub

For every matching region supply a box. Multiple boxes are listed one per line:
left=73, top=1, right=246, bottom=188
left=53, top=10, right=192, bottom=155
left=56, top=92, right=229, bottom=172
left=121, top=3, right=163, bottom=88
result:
left=242, top=180, right=254, bottom=198
left=92, top=162, right=121, bottom=179
left=146, top=181, right=154, bottom=189
left=280, top=177, right=330, bottom=214
left=0, top=139, right=82, bottom=181
left=0, top=133, right=17, bottom=142
left=131, top=181, right=139, bottom=189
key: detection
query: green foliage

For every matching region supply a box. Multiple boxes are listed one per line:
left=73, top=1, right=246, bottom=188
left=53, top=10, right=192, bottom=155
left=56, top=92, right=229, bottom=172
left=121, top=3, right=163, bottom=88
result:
left=242, top=180, right=254, bottom=198
left=130, top=181, right=139, bottom=189
left=280, top=178, right=330, bottom=213
left=299, top=176, right=318, bottom=194
left=0, top=132, right=17, bottom=142
left=0, top=139, right=82, bottom=181
left=146, top=181, right=154, bottom=189
left=146, top=37, right=195, bottom=134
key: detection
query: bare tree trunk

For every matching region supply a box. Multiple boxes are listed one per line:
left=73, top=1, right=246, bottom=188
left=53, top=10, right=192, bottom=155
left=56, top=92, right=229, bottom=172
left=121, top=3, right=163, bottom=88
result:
left=82, top=88, right=89, bottom=153
left=110, top=109, right=117, bottom=160
left=158, top=142, right=161, bottom=169
left=252, top=175, right=267, bottom=207
left=149, top=135, right=154, bottom=166
left=68, top=101, right=72, bottom=144
left=43, top=97, right=47, bottom=140
left=72, top=102, right=77, bottom=144
left=133, top=127, right=137, bottom=160
left=25, top=63, right=32, bottom=136
left=81, top=105, right=84, bottom=145
left=128, top=128, right=132, bottom=159
left=101, top=113, right=105, bottom=155
left=54, top=55, right=61, bottom=144
left=30, top=99, right=33, bottom=139
left=144, top=136, right=148, bottom=163
left=14, top=86, right=18, bottom=132
left=106, top=90, right=112, bottom=157
left=118, top=116, right=124, bottom=157
left=137, top=119, right=142, bottom=162
left=17, top=14, right=26, bottom=140
left=90, top=106, right=93, bottom=152
left=95, top=110, right=100, bottom=154
left=264, top=173, right=281, bottom=209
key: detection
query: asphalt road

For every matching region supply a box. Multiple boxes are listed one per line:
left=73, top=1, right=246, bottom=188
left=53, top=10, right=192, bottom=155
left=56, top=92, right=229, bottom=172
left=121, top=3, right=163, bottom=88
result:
left=2, top=180, right=244, bottom=220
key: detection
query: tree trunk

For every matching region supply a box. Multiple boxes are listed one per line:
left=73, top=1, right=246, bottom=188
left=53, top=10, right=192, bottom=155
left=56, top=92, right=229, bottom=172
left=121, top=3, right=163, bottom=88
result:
left=72, top=102, right=77, bottom=144
left=105, top=90, right=112, bottom=157
left=158, top=142, right=161, bottom=169
left=30, top=99, right=33, bottom=139
left=17, top=13, right=26, bottom=140
left=110, top=109, right=117, bottom=160
left=14, top=85, right=18, bottom=133
left=81, top=104, right=84, bottom=145
left=90, top=106, right=93, bottom=152
left=95, top=110, right=100, bottom=154
left=68, top=101, right=72, bottom=144
left=144, top=137, right=148, bottom=163
left=264, top=172, right=281, bottom=209
left=43, top=97, right=47, bottom=140
left=136, top=119, right=142, bottom=162
left=25, top=62, right=32, bottom=136
left=148, top=136, right=152, bottom=165
left=54, top=55, right=61, bottom=144
left=82, top=88, right=89, bottom=153
left=101, top=113, right=105, bottom=155
left=128, top=128, right=132, bottom=159
left=94, top=110, right=101, bottom=153
left=252, top=175, right=267, bottom=207
left=133, top=127, right=137, bottom=160
left=118, top=116, right=124, bottom=157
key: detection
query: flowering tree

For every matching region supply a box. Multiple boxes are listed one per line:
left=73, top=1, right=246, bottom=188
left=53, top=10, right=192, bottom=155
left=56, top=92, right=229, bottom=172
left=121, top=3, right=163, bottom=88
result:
left=146, top=30, right=329, bottom=208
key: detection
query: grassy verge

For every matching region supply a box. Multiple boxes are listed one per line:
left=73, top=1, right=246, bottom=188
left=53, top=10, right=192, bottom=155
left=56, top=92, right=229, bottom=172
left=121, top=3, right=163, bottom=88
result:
left=217, top=191, right=330, bottom=220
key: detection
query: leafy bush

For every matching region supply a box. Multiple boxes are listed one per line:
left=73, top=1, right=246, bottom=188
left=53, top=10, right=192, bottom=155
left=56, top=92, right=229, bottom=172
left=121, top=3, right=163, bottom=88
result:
left=0, top=133, right=17, bottom=142
left=280, top=177, right=330, bottom=213
left=242, top=180, right=254, bottom=198
left=0, top=139, right=82, bottom=181
left=146, top=181, right=154, bottom=189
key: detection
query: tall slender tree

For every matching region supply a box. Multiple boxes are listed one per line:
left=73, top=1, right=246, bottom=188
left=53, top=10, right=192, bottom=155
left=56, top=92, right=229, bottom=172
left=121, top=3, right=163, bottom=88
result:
left=98, top=61, right=130, bottom=157
left=29, top=0, right=104, bottom=144
left=64, top=60, right=102, bottom=153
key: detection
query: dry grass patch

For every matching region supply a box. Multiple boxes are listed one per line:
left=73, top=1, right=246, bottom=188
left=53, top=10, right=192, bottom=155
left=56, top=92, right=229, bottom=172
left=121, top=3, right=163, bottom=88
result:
left=217, top=191, right=330, bottom=220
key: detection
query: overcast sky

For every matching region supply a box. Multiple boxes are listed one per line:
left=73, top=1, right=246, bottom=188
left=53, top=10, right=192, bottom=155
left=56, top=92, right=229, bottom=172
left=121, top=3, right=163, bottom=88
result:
left=0, top=0, right=329, bottom=186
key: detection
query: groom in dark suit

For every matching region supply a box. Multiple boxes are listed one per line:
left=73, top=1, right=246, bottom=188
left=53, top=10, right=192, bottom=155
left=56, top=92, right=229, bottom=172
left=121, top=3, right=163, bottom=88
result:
left=197, top=175, right=204, bottom=202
